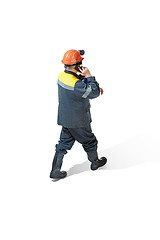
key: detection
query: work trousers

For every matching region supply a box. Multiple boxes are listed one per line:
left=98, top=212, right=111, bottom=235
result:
left=56, top=124, right=98, bottom=155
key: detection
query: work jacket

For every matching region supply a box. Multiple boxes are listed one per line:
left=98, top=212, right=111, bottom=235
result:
left=57, top=69, right=100, bottom=128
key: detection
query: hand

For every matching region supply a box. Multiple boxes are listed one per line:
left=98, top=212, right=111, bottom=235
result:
left=100, top=88, right=104, bottom=95
left=78, top=67, right=92, bottom=78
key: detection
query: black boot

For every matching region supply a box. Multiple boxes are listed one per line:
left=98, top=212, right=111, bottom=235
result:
left=87, top=151, right=107, bottom=171
left=50, top=152, right=67, bottom=179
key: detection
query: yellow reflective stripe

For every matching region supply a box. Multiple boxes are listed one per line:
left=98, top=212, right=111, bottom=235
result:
left=58, top=71, right=79, bottom=87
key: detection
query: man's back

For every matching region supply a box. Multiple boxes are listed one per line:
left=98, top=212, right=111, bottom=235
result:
left=57, top=69, right=100, bottom=128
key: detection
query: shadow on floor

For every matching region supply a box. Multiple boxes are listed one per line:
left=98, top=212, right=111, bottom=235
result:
left=67, top=134, right=160, bottom=177
left=67, top=160, right=90, bottom=177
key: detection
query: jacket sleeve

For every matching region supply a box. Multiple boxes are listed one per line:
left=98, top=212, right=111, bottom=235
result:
left=74, top=76, right=100, bottom=99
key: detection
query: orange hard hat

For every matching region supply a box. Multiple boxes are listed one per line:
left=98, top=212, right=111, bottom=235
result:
left=62, top=49, right=84, bottom=65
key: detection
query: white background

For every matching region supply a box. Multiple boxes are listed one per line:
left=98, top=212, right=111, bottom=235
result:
left=0, top=0, right=160, bottom=239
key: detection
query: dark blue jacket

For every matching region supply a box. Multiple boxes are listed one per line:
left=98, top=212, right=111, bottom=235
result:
left=57, top=70, right=100, bottom=128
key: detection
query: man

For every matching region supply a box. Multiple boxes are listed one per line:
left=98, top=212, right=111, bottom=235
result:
left=50, top=49, right=107, bottom=179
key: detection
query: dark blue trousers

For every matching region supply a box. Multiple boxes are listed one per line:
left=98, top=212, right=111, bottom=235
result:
left=56, top=124, right=98, bottom=155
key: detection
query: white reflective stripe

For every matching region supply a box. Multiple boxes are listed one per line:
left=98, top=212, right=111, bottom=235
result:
left=82, top=85, right=92, bottom=98
left=57, top=79, right=74, bottom=91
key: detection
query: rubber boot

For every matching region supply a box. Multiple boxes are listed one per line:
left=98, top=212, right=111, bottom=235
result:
left=87, top=151, right=107, bottom=171
left=50, top=152, right=67, bottom=179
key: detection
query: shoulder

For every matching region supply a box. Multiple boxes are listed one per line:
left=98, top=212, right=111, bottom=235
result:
left=58, top=71, right=79, bottom=88
left=75, top=80, right=86, bottom=89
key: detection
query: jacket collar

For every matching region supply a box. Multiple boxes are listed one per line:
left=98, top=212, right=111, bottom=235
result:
left=64, top=69, right=84, bottom=80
